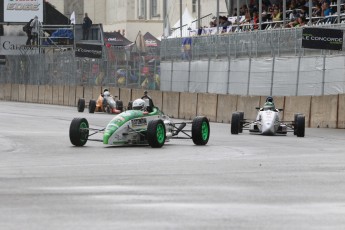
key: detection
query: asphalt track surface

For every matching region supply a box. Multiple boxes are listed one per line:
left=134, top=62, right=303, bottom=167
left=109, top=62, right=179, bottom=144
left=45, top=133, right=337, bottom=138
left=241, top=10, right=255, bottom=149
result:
left=1, top=101, right=345, bottom=230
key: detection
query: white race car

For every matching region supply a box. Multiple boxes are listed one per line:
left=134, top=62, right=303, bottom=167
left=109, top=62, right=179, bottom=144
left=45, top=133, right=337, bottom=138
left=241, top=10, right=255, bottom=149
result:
left=231, top=106, right=305, bottom=137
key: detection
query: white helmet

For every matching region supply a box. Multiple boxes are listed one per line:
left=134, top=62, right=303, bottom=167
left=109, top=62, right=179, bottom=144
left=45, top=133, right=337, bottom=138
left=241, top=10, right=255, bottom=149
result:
left=103, top=91, right=110, bottom=97
left=132, top=99, right=146, bottom=110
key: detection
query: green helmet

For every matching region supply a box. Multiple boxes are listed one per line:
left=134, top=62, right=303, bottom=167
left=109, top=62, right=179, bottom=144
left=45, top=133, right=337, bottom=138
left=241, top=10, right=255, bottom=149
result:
left=263, top=102, right=275, bottom=110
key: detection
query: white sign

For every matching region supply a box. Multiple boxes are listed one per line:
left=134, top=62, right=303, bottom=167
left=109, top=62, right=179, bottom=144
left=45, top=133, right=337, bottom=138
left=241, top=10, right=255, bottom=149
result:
left=4, top=0, right=43, bottom=23
left=0, top=36, right=38, bottom=55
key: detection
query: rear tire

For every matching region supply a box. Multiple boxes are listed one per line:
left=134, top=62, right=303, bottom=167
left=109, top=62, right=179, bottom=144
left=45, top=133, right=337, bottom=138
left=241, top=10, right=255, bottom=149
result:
left=127, top=101, right=133, bottom=110
left=77, top=98, right=85, bottom=112
left=294, top=113, right=302, bottom=135
left=116, top=100, right=124, bottom=112
left=296, top=115, right=305, bottom=137
left=89, top=100, right=96, bottom=113
left=238, top=111, right=244, bottom=133
left=231, top=112, right=240, bottom=134
left=147, top=119, right=166, bottom=148
left=69, top=118, right=89, bottom=146
left=192, top=116, right=210, bottom=145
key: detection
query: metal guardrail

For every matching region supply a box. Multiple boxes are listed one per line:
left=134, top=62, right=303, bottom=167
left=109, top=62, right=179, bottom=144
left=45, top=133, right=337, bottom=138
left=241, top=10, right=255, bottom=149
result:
left=161, top=23, right=345, bottom=61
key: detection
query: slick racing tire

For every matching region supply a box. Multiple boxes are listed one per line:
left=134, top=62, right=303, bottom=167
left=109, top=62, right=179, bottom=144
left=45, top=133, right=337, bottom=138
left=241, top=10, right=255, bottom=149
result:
left=116, top=100, right=124, bottom=112
left=192, top=116, right=210, bottom=145
left=293, top=113, right=302, bottom=135
left=231, top=112, right=240, bottom=134
left=127, top=101, right=133, bottom=110
left=89, top=100, right=96, bottom=113
left=296, top=114, right=305, bottom=137
left=147, top=119, right=166, bottom=148
left=238, top=111, right=244, bottom=133
left=69, top=118, right=89, bottom=146
left=77, top=98, right=85, bottom=112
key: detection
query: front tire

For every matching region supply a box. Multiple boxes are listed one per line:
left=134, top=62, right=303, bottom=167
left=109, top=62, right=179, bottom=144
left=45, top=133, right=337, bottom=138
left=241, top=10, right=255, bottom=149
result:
left=231, top=112, right=240, bottom=134
left=296, top=114, right=305, bottom=137
left=147, top=119, right=166, bottom=148
left=89, top=100, right=96, bottom=113
left=77, top=98, right=85, bottom=112
left=192, top=116, right=210, bottom=145
left=69, top=118, right=89, bottom=146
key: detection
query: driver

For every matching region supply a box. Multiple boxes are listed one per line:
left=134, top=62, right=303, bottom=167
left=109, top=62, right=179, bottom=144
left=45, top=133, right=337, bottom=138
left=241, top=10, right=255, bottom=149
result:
left=132, top=98, right=147, bottom=111
left=260, top=96, right=276, bottom=111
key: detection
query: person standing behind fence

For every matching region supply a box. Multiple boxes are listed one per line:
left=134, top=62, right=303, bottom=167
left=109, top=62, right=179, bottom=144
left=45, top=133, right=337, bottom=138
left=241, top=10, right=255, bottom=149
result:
left=82, top=13, right=92, bottom=40
left=30, top=16, right=41, bottom=45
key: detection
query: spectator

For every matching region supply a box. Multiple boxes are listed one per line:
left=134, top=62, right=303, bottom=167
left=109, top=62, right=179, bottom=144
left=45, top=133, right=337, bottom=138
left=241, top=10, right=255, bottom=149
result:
left=294, top=16, right=307, bottom=27
left=321, top=2, right=333, bottom=16
left=23, top=18, right=34, bottom=45
left=313, top=3, right=322, bottom=17
left=82, top=13, right=92, bottom=40
left=30, top=16, right=41, bottom=45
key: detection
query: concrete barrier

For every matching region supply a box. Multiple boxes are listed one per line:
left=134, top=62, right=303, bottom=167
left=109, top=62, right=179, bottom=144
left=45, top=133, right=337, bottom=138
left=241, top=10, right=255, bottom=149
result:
left=338, top=94, right=345, bottom=128
left=310, top=95, right=338, bottom=128
left=25, top=85, right=33, bottom=102
left=68, top=86, right=76, bottom=106
left=19, top=84, right=26, bottom=102
left=44, top=85, right=53, bottom=104
left=75, top=86, right=84, bottom=106
left=38, top=85, right=45, bottom=104
left=11, top=84, right=19, bottom=101
left=284, top=96, right=311, bottom=126
left=162, top=92, right=179, bottom=118
left=3, top=83, right=345, bottom=130
left=131, top=88, right=144, bottom=101
left=108, top=87, right=120, bottom=99
left=92, top=86, right=102, bottom=100
left=197, top=93, right=218, bottom=122
left=63, top=86, right=70, bottom=106
left=179, top=92, right=197, bottom=120
left=31, top=85, right=39, bottom=103
left=52, top=85, right=64, bottom=105
left=236, top=96, right=261, bottom=120
left=0, top=84, right=4, bottom=100
left=83, top=86, right=93, bottom=104
left=4, top=83, right=11, bottom=101
left=119, top=88, right=132, bottom=109
left=217, top=94, right=238, bottom=123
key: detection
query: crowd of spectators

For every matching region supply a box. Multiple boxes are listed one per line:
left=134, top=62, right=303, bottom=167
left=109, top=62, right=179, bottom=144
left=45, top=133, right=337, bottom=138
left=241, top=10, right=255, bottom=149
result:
left=202, top=0, right=344, bottom=33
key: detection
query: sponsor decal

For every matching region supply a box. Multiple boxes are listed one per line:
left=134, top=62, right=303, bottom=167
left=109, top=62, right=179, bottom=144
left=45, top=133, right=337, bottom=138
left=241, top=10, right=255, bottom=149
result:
left=0, top=36, right=38, bottom=55
left=4, top=0, right=43, bottom=22
left=75, top=43, right=103, bottom=59
left=302, top=27, right=343, bottom=50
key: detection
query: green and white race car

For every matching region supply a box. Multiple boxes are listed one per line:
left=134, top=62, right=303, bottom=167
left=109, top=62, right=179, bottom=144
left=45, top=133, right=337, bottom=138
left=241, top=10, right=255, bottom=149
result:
left=69, top=98, right=210, bottom=148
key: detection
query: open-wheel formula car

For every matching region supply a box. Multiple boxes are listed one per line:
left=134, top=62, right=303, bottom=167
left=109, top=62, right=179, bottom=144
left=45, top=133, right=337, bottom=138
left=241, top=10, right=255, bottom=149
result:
left=77, top=90, right=123, bottom=114
left=231, top=106, right=305, bottom=137
left=69, top=104, right=210, bottom=148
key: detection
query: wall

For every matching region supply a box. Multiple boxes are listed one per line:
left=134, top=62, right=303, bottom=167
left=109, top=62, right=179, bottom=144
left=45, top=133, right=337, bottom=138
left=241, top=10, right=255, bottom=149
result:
left=1, top=83, right=344, bottom=129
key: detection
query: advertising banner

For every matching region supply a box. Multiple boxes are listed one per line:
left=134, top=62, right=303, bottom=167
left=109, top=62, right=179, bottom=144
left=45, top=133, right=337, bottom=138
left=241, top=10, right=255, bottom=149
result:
left=4, top=0, right=43, bottom=23
left=75, top=43, right=103, bottom=59
left=0, top=36, right=38, bottom=55
left=302, top=27, right=343, bottom=51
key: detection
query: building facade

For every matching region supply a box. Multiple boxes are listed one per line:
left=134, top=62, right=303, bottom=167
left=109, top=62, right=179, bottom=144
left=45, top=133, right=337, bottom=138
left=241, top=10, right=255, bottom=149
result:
left=46, top=0, right=231, bottom=41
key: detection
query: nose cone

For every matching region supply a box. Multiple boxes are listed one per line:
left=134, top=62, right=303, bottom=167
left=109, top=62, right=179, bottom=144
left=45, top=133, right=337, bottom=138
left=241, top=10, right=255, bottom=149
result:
left=261, top=122, right=275, bottom=135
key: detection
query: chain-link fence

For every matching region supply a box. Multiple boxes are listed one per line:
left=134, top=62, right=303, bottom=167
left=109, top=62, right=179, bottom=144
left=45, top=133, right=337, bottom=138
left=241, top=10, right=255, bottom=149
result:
left=161, top=23, right=345, bottom=61
left=0, top=44, right=161, bottom=90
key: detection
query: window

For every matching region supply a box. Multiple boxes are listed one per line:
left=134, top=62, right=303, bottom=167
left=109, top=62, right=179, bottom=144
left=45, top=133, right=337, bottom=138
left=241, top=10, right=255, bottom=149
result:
left=192, top=0, right=197, bottom=13
left=138, top=0, right=146, bottom=19
left=151, top=0, right=160, bottom=17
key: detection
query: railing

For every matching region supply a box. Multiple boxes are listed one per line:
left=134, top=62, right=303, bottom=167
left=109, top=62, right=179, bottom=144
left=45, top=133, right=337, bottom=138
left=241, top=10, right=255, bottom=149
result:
left=161, top=23, right=345, bottom=61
